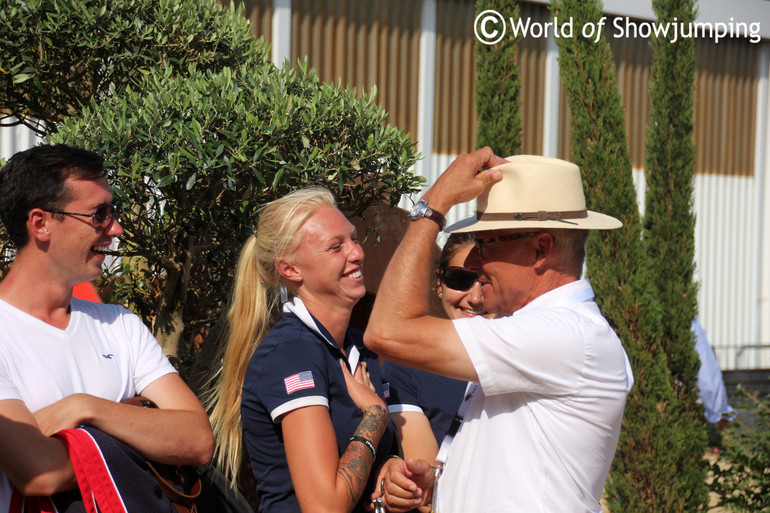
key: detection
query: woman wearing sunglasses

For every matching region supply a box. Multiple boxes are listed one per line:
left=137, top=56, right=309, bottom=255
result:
left=207, top=187, right=397, bottom=513
left=380, top=233, right=487, bottom=509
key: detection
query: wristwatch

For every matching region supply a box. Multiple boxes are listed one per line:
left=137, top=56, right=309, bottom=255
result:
left=409, top=199, right=446, bottom=230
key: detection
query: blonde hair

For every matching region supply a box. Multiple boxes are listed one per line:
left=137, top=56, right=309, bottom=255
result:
left=206, top=186, right=337, bottom=487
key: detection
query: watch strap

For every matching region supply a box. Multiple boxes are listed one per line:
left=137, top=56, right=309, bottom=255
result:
left=423, top=205, right=446, bottom=230
left=411, top=199, right=446, bottom=230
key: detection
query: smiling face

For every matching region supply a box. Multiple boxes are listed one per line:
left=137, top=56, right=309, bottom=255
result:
left=468, top=229, right=542, bottom=316
left=437, top=243, right=488, bottom=319
left=286, top=206, right=366, bottom=310
left=46, top=177, right=123, bottom=286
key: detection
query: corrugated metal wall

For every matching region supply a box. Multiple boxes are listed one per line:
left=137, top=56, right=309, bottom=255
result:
left=0, top=121, right=41, bottom=162
left=289, top=0, right=421, bottom=143
left=695, top=174, right=762, bottom=368
left=695, top=37, right=758, bottom=176
left=237, top=0, right=273, bottom=50
left=433, top=0, right=476, bottom=155
left=518, top=2, right=549, bottom=156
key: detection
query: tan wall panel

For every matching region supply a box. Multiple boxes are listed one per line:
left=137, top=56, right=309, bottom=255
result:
left=433, top=0, right=476, bottom=155
left=557, top=15, right=758, bottom=177
left=231, top=0, right=273, bottom=55
left=517, top=2, right=549, bottom=156
left=290, top=0, right=421, bottom=142
left=694, top=37, right=758, bottom=176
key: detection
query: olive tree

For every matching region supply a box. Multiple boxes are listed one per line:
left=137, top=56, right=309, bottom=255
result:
left=0, top=0, right=263, bottom=134
left=48, top=62, right=421, bottom=362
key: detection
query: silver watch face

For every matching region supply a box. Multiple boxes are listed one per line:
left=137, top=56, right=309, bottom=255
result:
left=409, top=200, right=428, bottom=219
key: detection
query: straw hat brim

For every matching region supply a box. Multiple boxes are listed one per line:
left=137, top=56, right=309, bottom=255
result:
left=446, top=210, right=623, bottom=233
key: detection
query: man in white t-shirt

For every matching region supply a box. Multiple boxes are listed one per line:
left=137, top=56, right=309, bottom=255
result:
left=365, top=150, right=634, bottom=513
left=0, top=145, right=214, bottom=510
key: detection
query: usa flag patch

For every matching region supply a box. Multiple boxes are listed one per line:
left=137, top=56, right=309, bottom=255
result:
left=284, top=371, right=315, bottom=395
left=383, top=382, right=390, bottom=399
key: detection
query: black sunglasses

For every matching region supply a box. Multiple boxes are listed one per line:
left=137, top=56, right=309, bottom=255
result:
left=440, top=266, right=480, bottom=292
left=475, top=231, right=540, bottom=257
left=44, top=203, right=121, bottom=229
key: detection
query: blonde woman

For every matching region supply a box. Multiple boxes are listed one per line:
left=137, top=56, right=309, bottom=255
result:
left=208, top=187, right=396, bottom=513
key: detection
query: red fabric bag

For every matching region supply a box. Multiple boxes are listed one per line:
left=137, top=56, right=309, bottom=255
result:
left=8, top=427, right=180, bottom=513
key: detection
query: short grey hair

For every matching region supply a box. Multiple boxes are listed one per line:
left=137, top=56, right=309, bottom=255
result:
left=544, top=229, right=589, bottom=278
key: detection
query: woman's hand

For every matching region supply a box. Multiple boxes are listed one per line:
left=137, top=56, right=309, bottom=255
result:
left=340, top=360, right=384, bottom=414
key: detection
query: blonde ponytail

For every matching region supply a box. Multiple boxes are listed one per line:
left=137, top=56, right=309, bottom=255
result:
left=206, top=187, right=337, bottom=487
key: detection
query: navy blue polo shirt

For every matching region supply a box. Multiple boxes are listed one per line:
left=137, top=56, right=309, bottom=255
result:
left=380, top=361, right=468, bottom=444
left=241, top=311, right=397, bottom=513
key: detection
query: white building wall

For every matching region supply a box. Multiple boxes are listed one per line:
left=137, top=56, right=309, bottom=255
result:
left=0, top=122, right=41, bottom=162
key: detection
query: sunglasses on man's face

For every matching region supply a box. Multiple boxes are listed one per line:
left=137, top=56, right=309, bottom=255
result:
left=43, top=203, right=121, bottom=229
left=440, top=267, right=480, bottom=292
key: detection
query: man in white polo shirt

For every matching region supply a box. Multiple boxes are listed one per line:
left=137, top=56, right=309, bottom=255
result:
left=365, top=149, right=634, bottom=513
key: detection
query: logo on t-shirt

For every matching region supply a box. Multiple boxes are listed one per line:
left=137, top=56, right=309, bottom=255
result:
left=284, top=371, right=315, bottom=395
left=102, top=354, right=114, bottom=359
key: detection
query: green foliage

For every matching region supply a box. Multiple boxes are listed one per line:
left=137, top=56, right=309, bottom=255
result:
left=644, top=0, right=700, bottom=388
left=710, top=387, right=770, bottom=511
left=474, top=0, right=522, bottom=156
left=638, top=0, right=708, bottom=509
left=551, top=0, right=707, bottom=510
left=48, top=61, right=421, bottom=354
left=0, top=0, right=266, bottom=134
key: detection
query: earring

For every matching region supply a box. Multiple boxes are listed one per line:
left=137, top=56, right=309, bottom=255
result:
left=438, top=292, right=443, bottom=298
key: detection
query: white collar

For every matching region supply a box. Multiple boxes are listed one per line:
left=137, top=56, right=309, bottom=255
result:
left=522, top=278, right=595, bottom=312
left=282, top=296, right=360, bottom=369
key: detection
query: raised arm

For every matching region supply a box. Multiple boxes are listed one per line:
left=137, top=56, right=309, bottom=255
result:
left=364, top=148, right=505, bottom=381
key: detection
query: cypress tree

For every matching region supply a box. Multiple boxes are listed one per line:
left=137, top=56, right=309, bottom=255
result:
left=475, top=0, right=522, bottom=156
left=641, top=0, right=708, bottom=508
left=550, top=0, right=692, bottom=510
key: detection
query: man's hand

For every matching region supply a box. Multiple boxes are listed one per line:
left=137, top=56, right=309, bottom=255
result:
left=371, top=457, right=435, bottom=512
left=422, top=147, right=507, bottom=215
left=33, top=394, right=90, bottom=436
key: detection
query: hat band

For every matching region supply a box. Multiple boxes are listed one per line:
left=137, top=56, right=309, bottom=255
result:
left=477, top=209, right=588, bottom=225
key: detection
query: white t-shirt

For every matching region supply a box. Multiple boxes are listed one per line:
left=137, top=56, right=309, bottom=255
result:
left=0, top=297, right=176, bottom=510
left=438, top=279, right=634, bottom=513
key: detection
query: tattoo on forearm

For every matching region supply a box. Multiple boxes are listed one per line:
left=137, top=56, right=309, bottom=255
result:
left=354, top=404, right=388, bottom=442
left=338, top=404, right=388, bottom=509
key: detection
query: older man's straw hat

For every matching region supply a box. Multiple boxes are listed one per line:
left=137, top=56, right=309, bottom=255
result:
left=446, top=155, right=622, bottom=233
